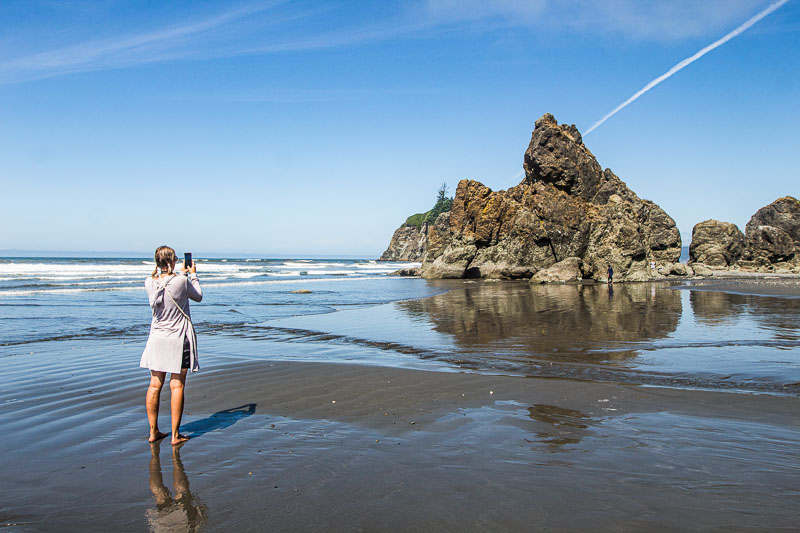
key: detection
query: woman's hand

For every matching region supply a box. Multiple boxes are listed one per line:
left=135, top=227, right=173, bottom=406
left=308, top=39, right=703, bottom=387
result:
left=182, top=260, right=197, bottom=275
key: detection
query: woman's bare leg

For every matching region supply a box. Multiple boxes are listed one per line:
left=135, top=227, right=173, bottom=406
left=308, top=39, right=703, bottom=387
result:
left=170, top=369, right=189, bottom=445
left=147, top=371, right=168, bottom=442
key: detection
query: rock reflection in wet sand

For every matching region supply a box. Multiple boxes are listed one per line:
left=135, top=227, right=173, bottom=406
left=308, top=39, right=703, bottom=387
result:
left=691, top=289, right=800, bottom=340
left=399, top=281, right=682, bottom=364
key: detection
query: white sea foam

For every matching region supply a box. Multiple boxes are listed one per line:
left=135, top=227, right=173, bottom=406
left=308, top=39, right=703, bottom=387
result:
left=0, top=258, right=418, bottom=296
left=0, top=263, right=152, bottom=281
left=24, top=279, right=138, bottom=286
left=280, top=261, right=326, bottom=268
left=0, top=261, right=271, bottom=281
left=355, top=262, right=419, bottom=271
left=3, top=275, right=390, bottom=296
left=302, top=270, right=358, bottom=275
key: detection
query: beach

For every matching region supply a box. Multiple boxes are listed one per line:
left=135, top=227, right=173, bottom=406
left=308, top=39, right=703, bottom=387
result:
left=5, top=0, right=800, bottom=530
left=1, top=260, right=799, bottom=531
left=3, top=350, right=799, bottom=531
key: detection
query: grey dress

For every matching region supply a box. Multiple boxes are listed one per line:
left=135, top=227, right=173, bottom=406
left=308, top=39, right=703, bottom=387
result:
left=140, top=274, right=202, bottom=374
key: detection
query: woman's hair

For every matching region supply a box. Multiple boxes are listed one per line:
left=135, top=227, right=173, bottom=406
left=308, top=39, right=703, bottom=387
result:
left=152, top=246, right=177, bottom=277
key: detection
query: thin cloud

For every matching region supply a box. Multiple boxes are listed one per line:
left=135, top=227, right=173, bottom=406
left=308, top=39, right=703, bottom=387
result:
left=235, top=19, right=432, bottom=55
left=0, top=2, right=284, bottom=84
left=193, top=86, right=443, bottom=104
left=0, top=3, right=448, bottom=85
left=423, top=0, right=774, bottom=40
left=0, top=0, right=783, bottom=86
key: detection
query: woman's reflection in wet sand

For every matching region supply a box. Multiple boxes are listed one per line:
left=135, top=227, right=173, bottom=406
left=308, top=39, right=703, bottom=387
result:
left=147, top=441, right=207, bottom=532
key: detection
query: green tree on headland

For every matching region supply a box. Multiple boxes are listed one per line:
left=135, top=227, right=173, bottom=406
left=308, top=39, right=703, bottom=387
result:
left=436, top=182, right=449, bottom=203
left=405, top=182, right=454, bottom=229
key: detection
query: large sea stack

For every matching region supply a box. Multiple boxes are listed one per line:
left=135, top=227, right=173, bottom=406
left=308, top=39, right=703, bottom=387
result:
left=413, top=114, right=682, bottom=281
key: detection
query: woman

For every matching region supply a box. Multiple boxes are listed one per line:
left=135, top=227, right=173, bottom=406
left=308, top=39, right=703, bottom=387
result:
left=141, top=246, right=202, bottom=445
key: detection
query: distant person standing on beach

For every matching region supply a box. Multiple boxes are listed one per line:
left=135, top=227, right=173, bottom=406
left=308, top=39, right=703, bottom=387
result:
left=607, top=264, right=613, bottom=285
left=141, top=246, right=202, bottom=445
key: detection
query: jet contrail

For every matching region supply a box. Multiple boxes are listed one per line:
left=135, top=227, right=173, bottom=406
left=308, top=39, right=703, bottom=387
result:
left=584, top=0, right=790, bottom=135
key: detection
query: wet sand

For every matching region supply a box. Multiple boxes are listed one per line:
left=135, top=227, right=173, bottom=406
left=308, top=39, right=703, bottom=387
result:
left=2, top=348, right=799, bottom=531
left=2, top=278, right=800, bottom=531
left=680, top=274, right=800, bottom=298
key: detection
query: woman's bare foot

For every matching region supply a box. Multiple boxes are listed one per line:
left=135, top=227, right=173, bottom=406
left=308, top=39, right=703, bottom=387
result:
left=172, top=433, right=190, bottom=446
left=149, top=430, right=168, bottom=442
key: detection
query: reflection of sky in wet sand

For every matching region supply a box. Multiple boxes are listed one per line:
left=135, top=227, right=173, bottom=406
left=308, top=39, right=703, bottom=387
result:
left=271, top=281, right=800, bottom=395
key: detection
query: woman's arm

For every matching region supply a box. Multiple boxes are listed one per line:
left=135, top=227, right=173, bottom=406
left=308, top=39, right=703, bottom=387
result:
left=144, top=277, right=158, bottom=307
left=183, top=262, right=202, bottom=302
left=187, top=276, right=202, bottom=302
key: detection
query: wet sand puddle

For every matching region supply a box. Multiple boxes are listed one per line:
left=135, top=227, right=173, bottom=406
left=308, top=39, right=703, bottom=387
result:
left=13, top=281, right=795, bottom=395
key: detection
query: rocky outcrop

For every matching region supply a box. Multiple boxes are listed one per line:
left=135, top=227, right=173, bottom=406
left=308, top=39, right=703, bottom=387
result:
left=745, top=225, right=794, bottom=263
left=689, top=220, right=744, bottom=268
left=741, top=197, right=800, bottom=270
left=670, top=263, right=691, bottom=276
left=687, top=197, right=800, bottom=273
left=417, top=114, right=682, bottom=281
left=530, top=257, right=582, bottom=284
left=691, top=263, right=713, bottom=276
left=389, top=267, right=420, bottom=277
left=380, top=223, right=429, bottom=261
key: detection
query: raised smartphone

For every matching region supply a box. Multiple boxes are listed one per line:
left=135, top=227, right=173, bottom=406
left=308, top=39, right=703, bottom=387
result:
left=184, top=252, right=192, bottom=268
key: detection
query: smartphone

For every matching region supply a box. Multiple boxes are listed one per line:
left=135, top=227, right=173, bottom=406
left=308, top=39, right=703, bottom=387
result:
left=184, top=252, right=192, bottom=268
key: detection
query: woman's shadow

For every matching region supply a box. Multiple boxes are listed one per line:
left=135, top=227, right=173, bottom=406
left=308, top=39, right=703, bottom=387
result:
left=180, top=403, right=257, bottom=439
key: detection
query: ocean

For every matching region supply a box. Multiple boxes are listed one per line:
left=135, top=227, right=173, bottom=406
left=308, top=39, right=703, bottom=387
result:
left=1, top=257, right=799, bottom=395
left=0, top=257, right=435, bottom=347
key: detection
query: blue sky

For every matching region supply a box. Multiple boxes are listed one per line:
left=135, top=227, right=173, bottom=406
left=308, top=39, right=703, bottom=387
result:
left=1, top=0, right=798, bottom=257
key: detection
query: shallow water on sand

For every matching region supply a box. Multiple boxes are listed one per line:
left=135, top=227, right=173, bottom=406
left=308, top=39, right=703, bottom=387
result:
left=3, top=258, right=798, bottom=395
left=260, top=280, right=800, bottom=395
